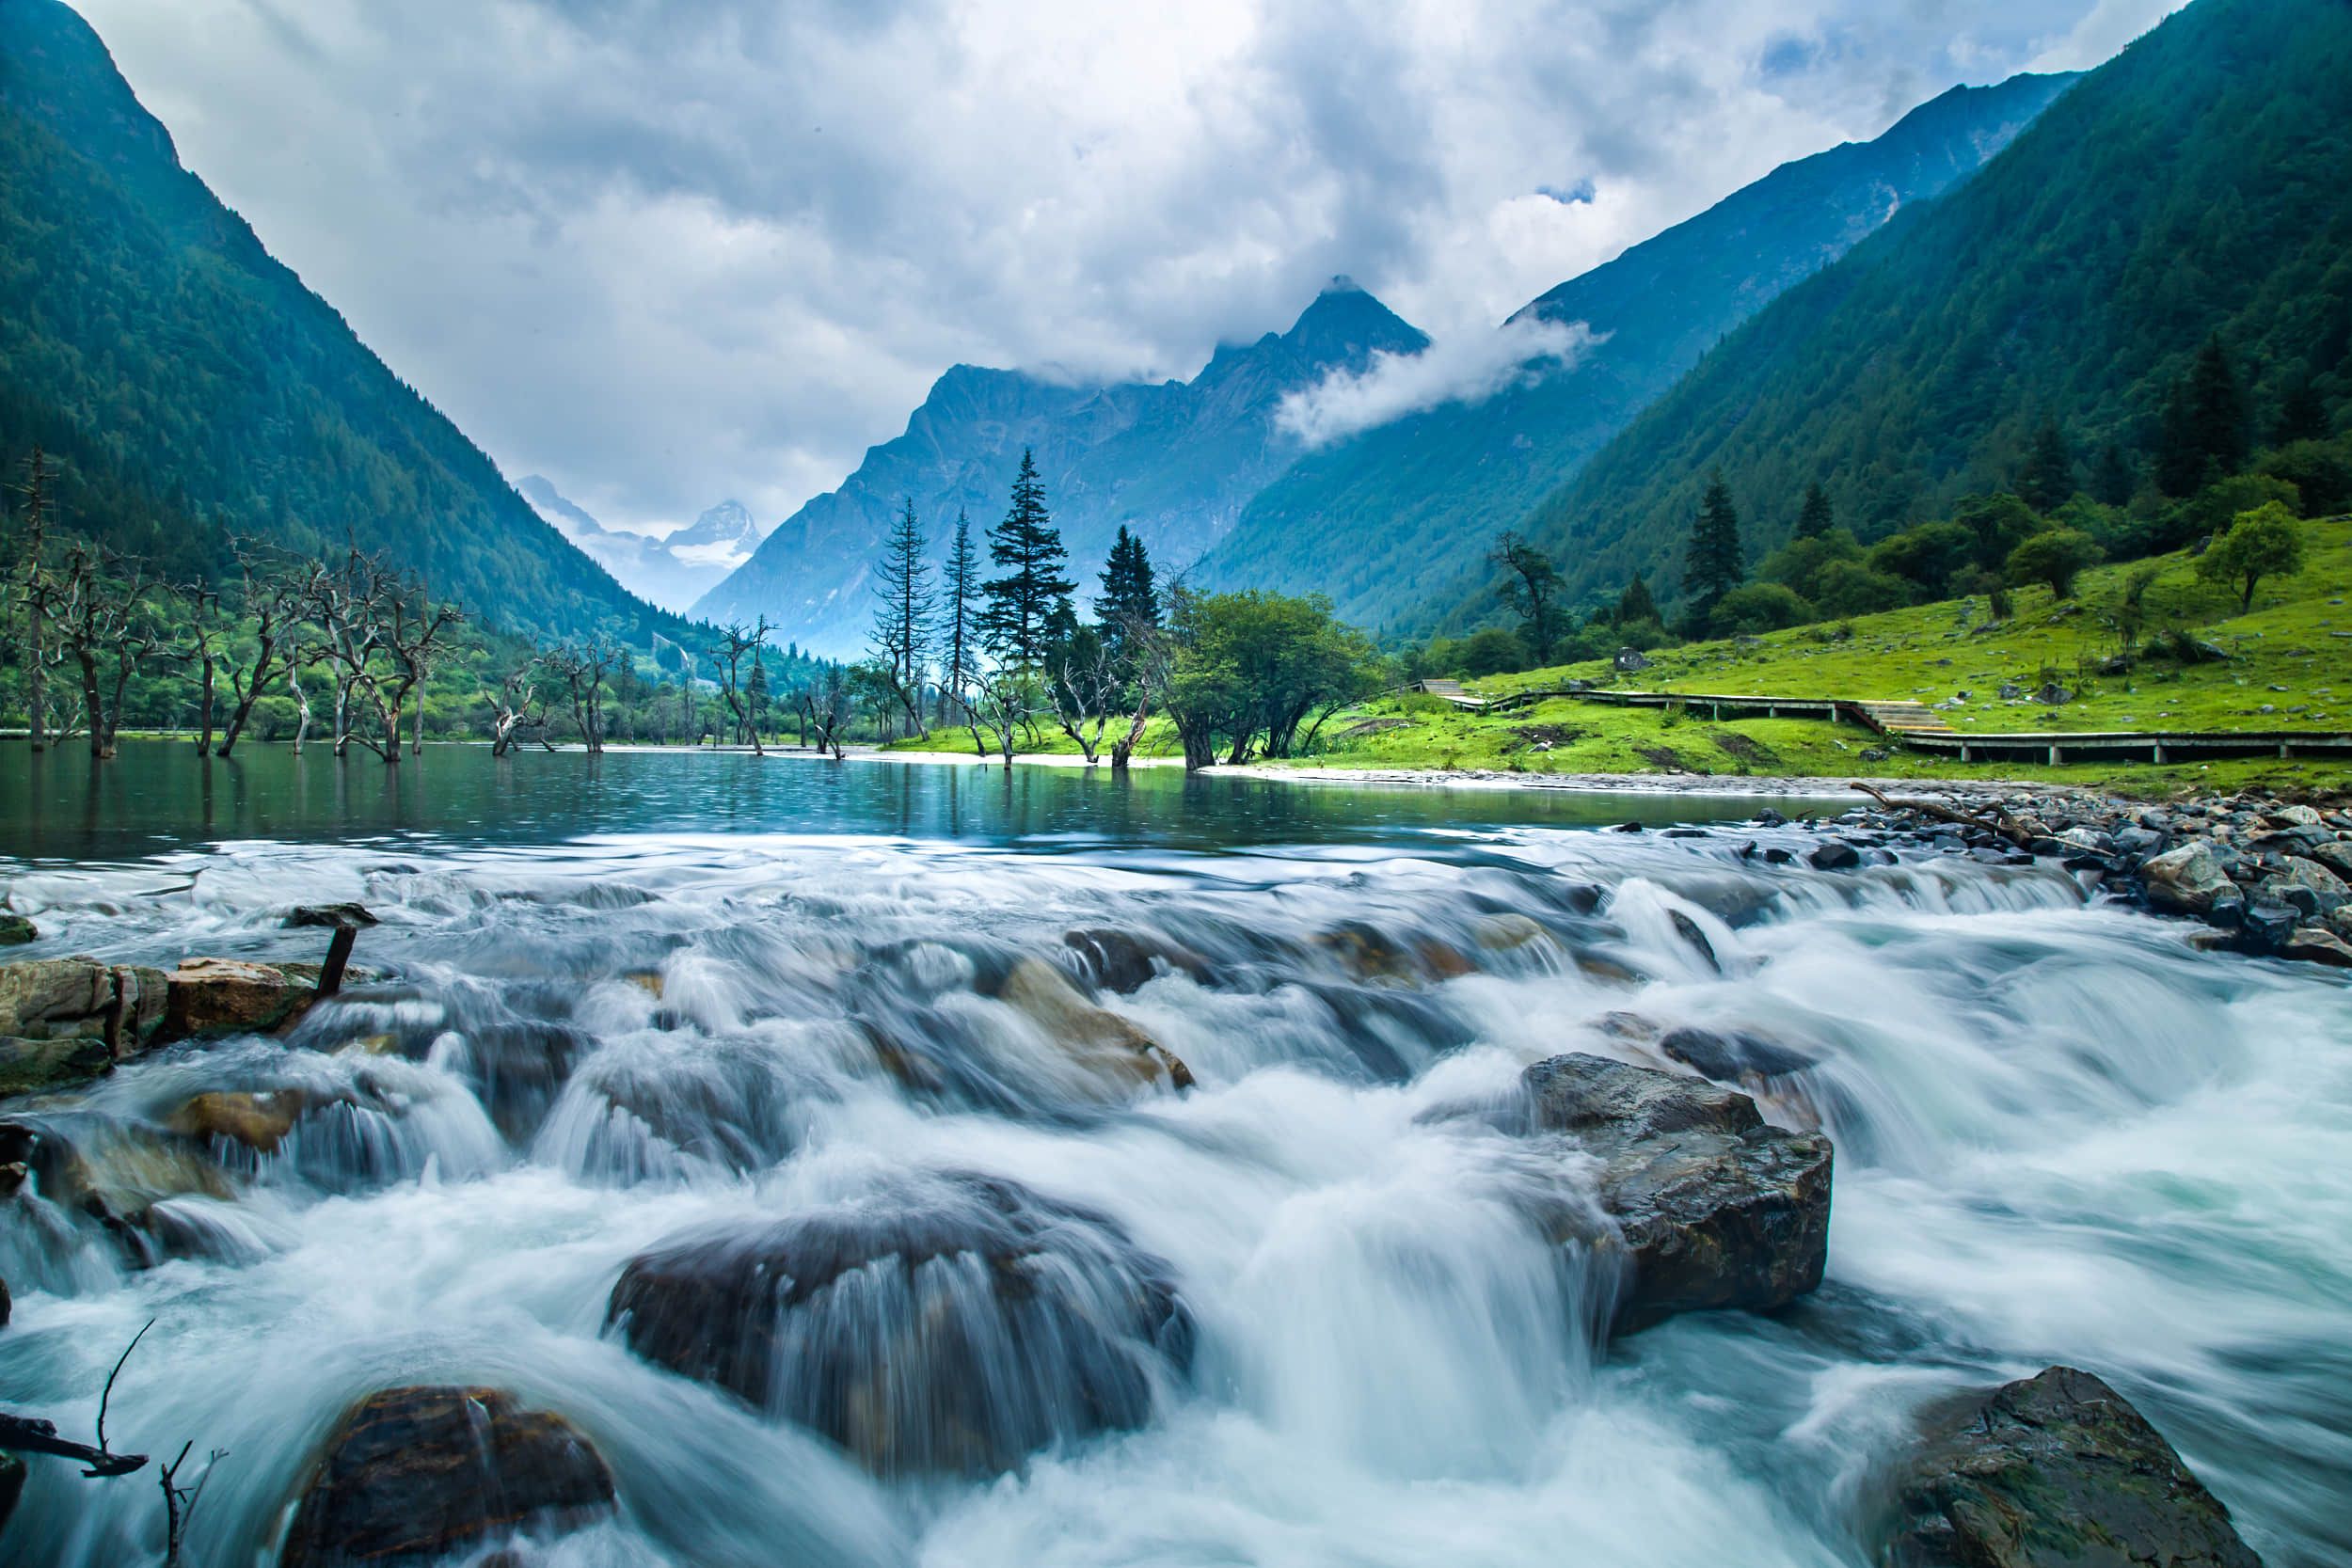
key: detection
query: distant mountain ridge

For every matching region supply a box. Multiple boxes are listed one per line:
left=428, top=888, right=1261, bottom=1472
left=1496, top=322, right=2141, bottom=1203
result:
left=516, top=477, right=766, bottom=613
left=1191, top=69, right=2080, bottom=635
left=693, top=279, right=1427, bottom=657
left=1492, top=0, right=2348, bottom=619
left=0, top=0, right=678, bottom=644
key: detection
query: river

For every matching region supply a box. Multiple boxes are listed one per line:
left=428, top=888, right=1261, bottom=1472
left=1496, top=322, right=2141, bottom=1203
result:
left=0, top=742, right=2344, bottom=1566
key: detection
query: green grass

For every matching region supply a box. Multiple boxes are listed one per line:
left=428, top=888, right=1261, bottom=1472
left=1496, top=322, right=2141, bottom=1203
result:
left=1290, top=516, right=2352, bottom=797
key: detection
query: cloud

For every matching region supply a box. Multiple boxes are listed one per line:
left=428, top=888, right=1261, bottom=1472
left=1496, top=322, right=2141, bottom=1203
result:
left=67, top=0, right=2164, bottom=534
left=1276, top=316, right=1603, bottom=448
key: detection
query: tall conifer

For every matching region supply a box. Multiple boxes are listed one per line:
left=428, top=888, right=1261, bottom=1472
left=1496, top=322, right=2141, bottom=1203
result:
left=978, top=450, right=1074, bottom=666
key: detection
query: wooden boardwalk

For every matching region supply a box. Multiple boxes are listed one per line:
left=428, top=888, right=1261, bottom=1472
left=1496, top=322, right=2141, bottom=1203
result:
left=1466, top=685, right=2352, bottom=765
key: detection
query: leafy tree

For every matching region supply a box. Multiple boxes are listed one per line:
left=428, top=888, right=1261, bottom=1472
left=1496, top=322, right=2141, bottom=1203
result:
left=1810, top=560, right=1912, bottom=617
left=2091, top=443, right=2137, bottom=507
left=1148, top=588, right=1381, bottom=768
left=2004, top=527, right=2103, bottom=599
left=1456, top=626, right=1530, bottom=677
left=977, top=450, right=1074, bottom=667
left=2170, top=472, right=2301, bottom=549
left=870, top=497, right=934, bottom=731
left=2155, top=336, right=2248, bottom=496
left=1793, top=482, right=1834, bottom=540
left=1709, top=582, right=1814, bottom=635
left=1869, top=520, right=1975, bottom=599
left=1759, top=528, right=1862, bottom=602
left=2017, top=418, right=2074, bottom=511
left=1952, top=493, right=2045, bottom=571
left=1488, top=530, right=1564, bottom=664
left=1681, top=472, right=1744, bottom=622
left=2256, top=437, right=2352, bottom=517
left=2197, top=499, right=2304, bottom=610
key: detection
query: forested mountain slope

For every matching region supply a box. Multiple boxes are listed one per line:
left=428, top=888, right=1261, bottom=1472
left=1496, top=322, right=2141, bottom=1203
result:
left=1500, top=0, right=2350, bottom=618
left=0, top=0, right=680, bottom=644
left=1193, top=71, right=2077, bottom=635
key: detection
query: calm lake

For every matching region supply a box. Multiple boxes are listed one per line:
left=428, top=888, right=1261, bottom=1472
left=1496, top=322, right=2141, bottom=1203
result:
left=0, top=740, right=2344, bottom=1568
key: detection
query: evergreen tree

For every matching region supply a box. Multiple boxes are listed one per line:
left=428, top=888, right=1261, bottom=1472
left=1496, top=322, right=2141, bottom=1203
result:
left=2275, top=372, right=2330, bottom=445
left=870, top=496, right=934, bottom=728
left=1095, top=524, right=1159, bottom=664
left=2091, top=443, right=2137, bottom=506
left=1613, top=574, right=1659, bottom=626
left=746, top=652, right=770, bottom=737
left=2017, top=417, right=2074, bottom=511
left=940, top=510, right=979, bottom=715
left=1794, top=482, right=1834, bottom=540
left=1681, top=471, right=1745, bottom=621
left=978, top=450, right=1075, bottom=667
left=2155, top=336, right=2247, bottom=496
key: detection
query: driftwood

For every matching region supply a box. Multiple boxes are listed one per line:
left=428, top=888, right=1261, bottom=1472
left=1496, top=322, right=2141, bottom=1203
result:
left=1847, top=780, right=2035, bottom=848
left=0, top=1412, right=148, bottom=1477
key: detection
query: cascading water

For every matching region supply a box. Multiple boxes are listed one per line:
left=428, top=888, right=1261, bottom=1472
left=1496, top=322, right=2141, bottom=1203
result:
left=0, top=752, right=2345, bottom=1568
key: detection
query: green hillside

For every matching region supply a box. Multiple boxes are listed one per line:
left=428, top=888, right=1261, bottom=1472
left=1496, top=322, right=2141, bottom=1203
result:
left=0, top=0, right=681, bottom=644
left=1496, top=0, right=2351, bottom=620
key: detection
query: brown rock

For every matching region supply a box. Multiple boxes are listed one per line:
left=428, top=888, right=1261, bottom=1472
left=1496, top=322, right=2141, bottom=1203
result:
left=164, top=958, right=314, bottom=1039
left=2282, top=927, right=2352, bottom=969
left=998, top=958, right=1191, bottom=1093
left=280, top=1386, right=615, bottom=1568
left=167, top=1089, right=310, bottom=1153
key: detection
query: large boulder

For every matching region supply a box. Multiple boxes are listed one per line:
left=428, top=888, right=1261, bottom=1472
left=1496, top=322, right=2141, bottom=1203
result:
left=1521, top=1053, right=1831, bottom=1333
left=993, top=958, right=1193, bottom=1094
left=2139, top=843, right=2237, bottom=917
left=1878, top=1366, right=2260, bottom=1568
left=608, top=1171, right=1194, bottom=1477
left=0, top=1117, right=234, bottom=1266
left=0, top=958, right=168, bottom=1097
left=279, top=1386, right=615, bottom=1568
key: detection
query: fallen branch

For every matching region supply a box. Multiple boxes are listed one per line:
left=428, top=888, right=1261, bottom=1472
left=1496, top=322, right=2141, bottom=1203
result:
left=1847, top=779, right=2034, bottom=847
left=0, top=1412, right=148, bottom=1477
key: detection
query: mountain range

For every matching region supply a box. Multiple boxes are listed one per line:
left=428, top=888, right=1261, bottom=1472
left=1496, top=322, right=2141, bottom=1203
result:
left=0, top=0, right=678, bottom=644
left=516, top=477, right=768, bottom=616
left=1491, top=0, right=2350, bottom=618
left=692, top=279, right=1427, bottom=655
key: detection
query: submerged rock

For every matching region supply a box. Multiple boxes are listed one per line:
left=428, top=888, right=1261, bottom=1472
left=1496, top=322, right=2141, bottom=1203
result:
left=994, top=958, right=1193, bottom=1092
left=1521, top=1053, right=1831, bottom=1333
left=0, top=1116, right=234, bottom=1266
left=608, top=1171, right=1194, bottom=1477
left=0, top=914, right=36, bottom=946
left=1061, top=927, right=1212, bottom=993
left=167, top=1089, right=310, bottom=1154
left=280, top=1386, right=615, bottom=1568
left=1877, top=1366, right=2260, bottom=1568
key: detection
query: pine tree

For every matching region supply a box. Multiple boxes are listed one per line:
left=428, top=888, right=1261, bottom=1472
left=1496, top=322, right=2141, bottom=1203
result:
left=1094, top=524, right=1158, bottom=664
left=2275, top=372, right=2330, bottom=446
left=1794, top=482, right=1834, bottom=540
left=2155, top=336, right=2247, bottom=496
left=940, top=510, right=979, bottom=716
left=746, top=651, right=770, bottom=737
left=2091, top=443, right=2137, bottom=506
left=1682, top=471, right=1745, bottom=621
left=2017, top=417, right=2074, bottom=512
left=1613, top=573, right=1659, bottom=627
left=978, top=450, right=1074, bottom=667
left=870, top=496, right=934, bottom=728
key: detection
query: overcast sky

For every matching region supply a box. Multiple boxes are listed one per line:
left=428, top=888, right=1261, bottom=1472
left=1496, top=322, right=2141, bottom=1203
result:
left=72, top=0, right=2181, bottom=535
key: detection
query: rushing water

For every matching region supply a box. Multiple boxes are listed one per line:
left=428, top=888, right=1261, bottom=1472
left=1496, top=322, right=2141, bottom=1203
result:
left=0, top=742, right=2345, bottom=1567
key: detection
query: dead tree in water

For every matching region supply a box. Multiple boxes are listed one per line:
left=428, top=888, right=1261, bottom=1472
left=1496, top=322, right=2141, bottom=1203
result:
left=794, top=664, right=850, bottom=759
left=213, top=542, right=305, bottom=758
left=295, top=548, right=394, bottom=758
left=170, top=578, right=223, bottom=753
left=31, top=543, right=167, bottom=759
left=379, top=574, right=462, bottom=756
left=481, top=651, right=549, bottom=756
left=547, top=641, right=616, bottom=752
left=709, top=617, right=771, bottom=754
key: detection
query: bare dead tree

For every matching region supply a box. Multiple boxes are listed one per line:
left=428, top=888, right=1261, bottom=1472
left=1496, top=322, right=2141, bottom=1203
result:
left=379, top=574, right=463, bottom=757
left=295, top=548, right=397, bottom=758
left=546, top=641, right=615, bottom=752
left=213, top=541, right=306, bottom=758
left=168, top=578, right=224, bottom=754
left=794, top=664, right=850, bottom=759
left=964, top=662, right=1039, bottom=769
left=31, top=542, right=167, bottom=759
left=481, top=651, right=549, bottom=756
left=285, top=663, right=314, bottom=753
left=709, top=617, right=771, bottom=754
left=158, top=1439, right=227, bottom=1566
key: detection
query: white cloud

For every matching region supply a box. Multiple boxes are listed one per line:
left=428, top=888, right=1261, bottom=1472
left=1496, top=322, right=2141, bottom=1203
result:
left=1277, top=316, right=1603, bottom=447
left=66, top=0, right=2161, bottom=533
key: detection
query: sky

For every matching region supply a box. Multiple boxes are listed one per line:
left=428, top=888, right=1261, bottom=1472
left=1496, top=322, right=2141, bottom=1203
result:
left=72, top=0, right=2185, bottom=537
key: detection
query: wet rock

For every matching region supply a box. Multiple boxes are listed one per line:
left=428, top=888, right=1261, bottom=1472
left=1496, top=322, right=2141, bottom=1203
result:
left=0, top=958, right=167, bottom=1097
left=0, top=1272, right=9, bottom=1326
left=1808, top=842, right=1863, bottom=871
left=1660, top=1026, right=1817, bottom=1086
left=1471, top=913, right=1549, bottom=952
left=280, top=1386, right=616, bottom=1568
left=996, top=958, right=1192, bottom=1092
left=163, top=958, right=317, bottom=1039
left=2139, top=843, right=2236, bottom=916
left=284, top=903, right=378, bottom=930
left=2281, top=927, right=2352, bottom=969
left=0, top=914, right=35, bottom=946
left=2288, top=840, right=2352, bottom=880
left=2267, top=856, right=2348, bottom=915
left=0, top=1117, right=234, bottom=1267
left=1877, top=1365, right=2259, bottom=1568
left=167, top=1089, right=310, bottom=1154
left=1521, top=1053, right=1831, bottom=1333
left=1061, top=928, right=1211, bottom=993
left=1666, top=912, right=1720, bottom=973
left=2238, top=900, right=2300, bottom=956
left=0, top=1452, right=21, bottom=1540
left=608, top=1172, right=1194, bottom=1477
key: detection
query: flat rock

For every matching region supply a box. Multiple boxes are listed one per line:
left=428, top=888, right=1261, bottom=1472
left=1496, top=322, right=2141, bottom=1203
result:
left=1521, top=1053, right=1831, bottom=1333
left=1879, top=1365, right=2260, bottom=1568
left=2281, top=927, right=2352, bottom=969
left=164, top=958, right=315, bottom=1039
left=280, top=1386, right=615, bottom=1568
